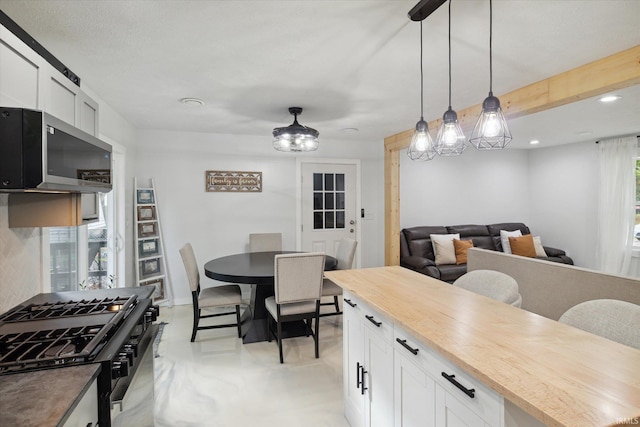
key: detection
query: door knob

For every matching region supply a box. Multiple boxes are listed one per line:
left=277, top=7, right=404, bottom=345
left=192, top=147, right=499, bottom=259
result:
left=350, top=229, right=354, bottom=233
left=349, top=220, right=355, bottom=225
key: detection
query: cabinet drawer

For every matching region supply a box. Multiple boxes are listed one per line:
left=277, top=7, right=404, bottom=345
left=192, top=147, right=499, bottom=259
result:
left=432, top=354, right=503, bottom=427
left=343, top=291, right=394, bottom=340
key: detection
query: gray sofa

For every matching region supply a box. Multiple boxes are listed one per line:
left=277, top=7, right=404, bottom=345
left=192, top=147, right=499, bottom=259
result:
left=400, top=222, right=573, bottom=283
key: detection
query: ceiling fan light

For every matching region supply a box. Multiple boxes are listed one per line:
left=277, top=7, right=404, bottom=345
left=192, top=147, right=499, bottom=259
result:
left=407, top=118, right=437, bottom=161
left=435, top=107, right=466, bottom=156
left=469, top=94, right=512, bottom=149
left=273, top=107, right=319, bottom=152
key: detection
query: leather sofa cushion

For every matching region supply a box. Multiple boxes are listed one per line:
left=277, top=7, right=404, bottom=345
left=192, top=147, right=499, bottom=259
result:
left=472, top=236, right=496, bottom=251
left=403, top=226, right=448, bottom=259
left=447, top=224, right=490, bottom=237
left=438, top=264, right=468, bottom=283
left=487, top=222, right=530, bottom=237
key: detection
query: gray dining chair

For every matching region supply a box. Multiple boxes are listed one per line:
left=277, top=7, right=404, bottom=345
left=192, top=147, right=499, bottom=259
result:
left=265, top=252, right=325, bottom=363
left=559, top=299, right=640, bottom=350
left=179, top=243, right=243, bottom=342
left=249, top=233, right=282, bottom=252
left=321, top=238, right=357, bottom=316
left=453, top=269, right=522, bottom=307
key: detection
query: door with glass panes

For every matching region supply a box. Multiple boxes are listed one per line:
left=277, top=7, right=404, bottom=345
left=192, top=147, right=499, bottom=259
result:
left=301, top=162, right=358, bottom=264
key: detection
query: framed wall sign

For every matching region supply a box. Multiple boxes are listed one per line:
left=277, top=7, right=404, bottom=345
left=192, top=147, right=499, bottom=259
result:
left=142, top=277, right=165, bottom=300
left=137, top=205, right=156, bottom=221
left=137, top=189, right=155, bottom=204
left=139, top=238, right=160, bottom=257
left=205, top=171, right=262, bottom=192
left=138, top=222, right=157, bottom=238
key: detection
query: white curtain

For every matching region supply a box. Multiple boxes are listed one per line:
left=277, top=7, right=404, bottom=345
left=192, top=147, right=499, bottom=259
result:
left=596, top=135, right=637, bottom=275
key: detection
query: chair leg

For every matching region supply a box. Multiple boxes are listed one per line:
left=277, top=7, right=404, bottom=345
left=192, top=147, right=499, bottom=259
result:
left=333, top=295, right=340, bottom=313
left=277, top=320, right=284, bottom=364
left=191, top=308, right=200, bottom=342
left=235, top=305, right=242, bottom=338
left=314, top=313, right=320, bottom=359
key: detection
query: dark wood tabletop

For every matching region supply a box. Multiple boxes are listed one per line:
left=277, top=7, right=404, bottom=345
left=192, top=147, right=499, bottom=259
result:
left=204, top=251, right=337, bottom=285
left=203, top=251, right=337, bottom=343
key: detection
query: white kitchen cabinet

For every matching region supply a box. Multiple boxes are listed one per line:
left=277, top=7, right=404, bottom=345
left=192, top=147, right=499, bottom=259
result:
left=436, top=385, right=489, bottom=427
left=78, top=91, right=99, bottom=136
left=343, top=291, right=504, bottom=427
left=343, top=291, right=394, bottom=427
left=393, top=330, right=436, bottom=427
left=0, top=25, right=44, bottom=109
left=45, top=68, right=79, bottom=126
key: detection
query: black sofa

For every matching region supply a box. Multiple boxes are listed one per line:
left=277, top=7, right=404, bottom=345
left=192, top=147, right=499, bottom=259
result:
left=400, top=222, right=573, bottom=283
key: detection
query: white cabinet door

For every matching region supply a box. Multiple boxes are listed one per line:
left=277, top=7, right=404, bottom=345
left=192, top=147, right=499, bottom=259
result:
left=343, top=295, right=365, bottom=427
left=78, top=91, right=99, bottom=136
left=363, top=319, right=394, bottom=427
left=46, top=70, right=78, bottom=126
left=394, top=349, right=436, bottom=427
left=0, top=27, right=44, bottom=109
left=436, top=385, right=489, bottom=427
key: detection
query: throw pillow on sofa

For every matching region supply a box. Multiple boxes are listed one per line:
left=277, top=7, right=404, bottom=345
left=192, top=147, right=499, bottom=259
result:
left=509, top=234, right=537, bottom=257
left=430, top=233, right=460, bottom=265
left=453, top=239, right=474, bottom=265
left=500, top=229, right=522, bottom=254
left=532, top=236, right=548, bottom=257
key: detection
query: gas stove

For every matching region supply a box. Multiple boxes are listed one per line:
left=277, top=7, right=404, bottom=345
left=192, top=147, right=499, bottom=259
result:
left=0, top=287, right=159, bottom=427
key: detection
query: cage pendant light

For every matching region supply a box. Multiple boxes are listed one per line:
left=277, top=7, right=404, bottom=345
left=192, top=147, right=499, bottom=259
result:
left=469, top=0, right=512, bottom=150
left=434, top=0, right=466, bottom=156
left=407, top=20, right=436, bottom=161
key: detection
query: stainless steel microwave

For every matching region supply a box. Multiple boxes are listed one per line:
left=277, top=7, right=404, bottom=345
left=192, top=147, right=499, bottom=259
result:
left=0, top=107, right=112, bottom=193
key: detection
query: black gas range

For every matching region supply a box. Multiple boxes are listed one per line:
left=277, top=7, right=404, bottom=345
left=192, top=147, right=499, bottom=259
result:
left=0, top=286, right=159, bottom=427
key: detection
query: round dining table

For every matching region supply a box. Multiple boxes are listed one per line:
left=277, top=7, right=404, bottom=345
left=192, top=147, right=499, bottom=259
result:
left=204, top=251, right=337, bottom=343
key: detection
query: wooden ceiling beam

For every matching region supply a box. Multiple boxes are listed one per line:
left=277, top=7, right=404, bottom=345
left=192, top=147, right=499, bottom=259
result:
left=384, top=44, right=640, bottom=266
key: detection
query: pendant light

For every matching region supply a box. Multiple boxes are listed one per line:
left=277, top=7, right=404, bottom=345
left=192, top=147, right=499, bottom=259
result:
left=407, top=21, right=436, bottom=161
left=434, top=0, right=466, bottom=156
left=273, top=107, right=319, bottom=152
left=469, top=0, right=512, bottom=150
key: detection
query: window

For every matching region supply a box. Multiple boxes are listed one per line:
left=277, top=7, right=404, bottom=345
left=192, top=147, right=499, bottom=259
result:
left=312, top=172, right=346, bottom=230
left=50, top=193, right=114, bottom=291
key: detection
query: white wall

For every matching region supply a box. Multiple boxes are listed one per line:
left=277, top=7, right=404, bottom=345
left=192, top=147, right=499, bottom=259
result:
left=399, top=141, right=601, bottom=270
left=132, top=130, right=384, bottom=305
left=528, top=141, right=598, bottom=268
left=400, top=148, right=531, bottom=227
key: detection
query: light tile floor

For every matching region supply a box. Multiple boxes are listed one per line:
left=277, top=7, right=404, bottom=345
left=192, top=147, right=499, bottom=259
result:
left=154, top=304, right=350, bottom=427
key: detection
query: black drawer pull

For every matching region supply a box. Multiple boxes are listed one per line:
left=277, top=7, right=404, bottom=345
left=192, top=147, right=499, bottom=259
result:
left=396, top=338, right=419, bottom=355
left=356, top=362, right=362, bottom=389
left=365, top=315, right=382, bottom=327
left=344, top=298, right=357, bottom=308
left=442, top=372, right=475, bottom=398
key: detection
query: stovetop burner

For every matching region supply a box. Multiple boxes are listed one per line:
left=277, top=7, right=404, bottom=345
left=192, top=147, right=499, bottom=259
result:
left=0, top=296, right=136, bottom=322
left=0, top=295, right=139, bottom=373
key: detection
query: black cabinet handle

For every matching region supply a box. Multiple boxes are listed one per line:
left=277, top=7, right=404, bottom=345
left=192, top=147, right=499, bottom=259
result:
left=396, top=338, right=419, bottom=355
left=442, top=372, right=475, bottom=398
left=356, top=362, right=362, bottom=390
left=344, top=298, right=357, bottom=308
left=361, top=365, right=368, bottom=395
left=365, top=315, right=382, bottom=327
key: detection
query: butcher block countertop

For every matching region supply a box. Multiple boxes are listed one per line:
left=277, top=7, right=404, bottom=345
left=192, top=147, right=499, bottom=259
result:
left=325, top=266, right=640, bottom=427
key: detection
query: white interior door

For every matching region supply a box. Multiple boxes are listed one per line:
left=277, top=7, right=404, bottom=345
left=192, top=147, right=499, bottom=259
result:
left=300, top=162, right=359, bottom=264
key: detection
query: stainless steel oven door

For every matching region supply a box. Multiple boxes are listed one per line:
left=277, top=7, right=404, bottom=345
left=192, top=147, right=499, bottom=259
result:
left=110, top=325, right=157, bottom=427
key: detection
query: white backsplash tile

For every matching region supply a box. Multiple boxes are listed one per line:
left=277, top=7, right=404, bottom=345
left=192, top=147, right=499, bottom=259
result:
left=0, top=195, right=42, bottom=313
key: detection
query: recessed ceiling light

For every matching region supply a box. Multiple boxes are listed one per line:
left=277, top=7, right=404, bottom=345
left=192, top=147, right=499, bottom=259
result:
left=529, top=139, right=540, bottom=145
left=577, top=131, right=592, bottom=136
left=180, top=97, right=205, bottom=106
left=341, top=127, right=359, bottom=133
left=599, top=95, right=621, bottom=103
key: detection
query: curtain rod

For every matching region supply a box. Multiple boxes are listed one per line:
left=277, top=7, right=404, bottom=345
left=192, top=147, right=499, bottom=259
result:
left=595, top=135, right=640, bottom=144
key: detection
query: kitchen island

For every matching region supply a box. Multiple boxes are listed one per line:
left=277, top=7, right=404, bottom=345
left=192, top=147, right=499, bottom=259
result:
left=325, top=266, right=640, bottom=427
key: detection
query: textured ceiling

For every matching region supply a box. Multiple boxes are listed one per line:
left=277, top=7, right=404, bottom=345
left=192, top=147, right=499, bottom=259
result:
left=0, top=0, right=639, bottom=149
